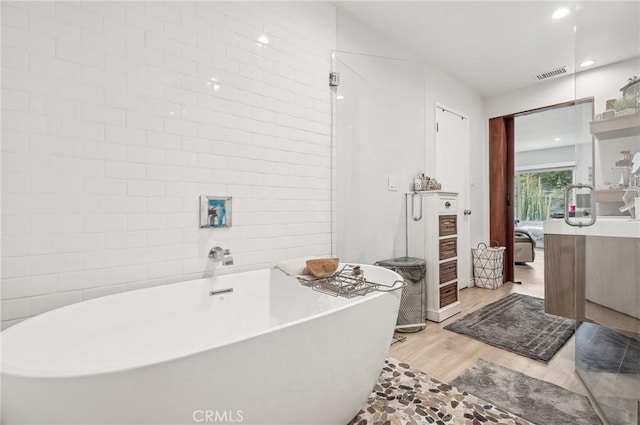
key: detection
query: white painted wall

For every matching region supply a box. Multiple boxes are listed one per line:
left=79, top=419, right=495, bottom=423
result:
left=336, top=9, right=489, bottom=257
left=1, top=1, right=336, bottom=328
left=486, top=57, right=639, bottom=118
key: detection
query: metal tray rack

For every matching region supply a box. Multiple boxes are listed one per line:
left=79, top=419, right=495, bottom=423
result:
left=296, top=264, right=405, bottom=298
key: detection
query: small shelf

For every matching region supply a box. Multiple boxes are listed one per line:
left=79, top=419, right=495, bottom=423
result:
left=596, top=189, right=625, bottom=203
left=590, top=112, right=640, bottom=140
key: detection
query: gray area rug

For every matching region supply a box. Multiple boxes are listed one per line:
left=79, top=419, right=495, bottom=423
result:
left=451, top=359, right=603, bottom=425
left=444, top=293, right=575, bottom=362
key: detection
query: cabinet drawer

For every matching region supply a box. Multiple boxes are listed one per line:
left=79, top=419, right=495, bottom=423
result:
left=439, top=238, right=457, bottom=260
left=439, top=215, right=457, bottom=236
left=439, top=259, right=457, bottom=284
left=438, top=197, right=457, bottom=214
left=439, top=282, right=458, bottom=308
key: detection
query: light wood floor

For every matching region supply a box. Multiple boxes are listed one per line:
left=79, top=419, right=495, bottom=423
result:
left=389, top=249, right=589, bottom=396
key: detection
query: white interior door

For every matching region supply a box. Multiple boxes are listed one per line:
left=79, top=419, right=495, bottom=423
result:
left=435, top=106, right=471, bottom=288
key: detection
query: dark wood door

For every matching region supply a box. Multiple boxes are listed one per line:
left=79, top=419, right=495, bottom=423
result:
left=489, top=116, right=515, bottom=283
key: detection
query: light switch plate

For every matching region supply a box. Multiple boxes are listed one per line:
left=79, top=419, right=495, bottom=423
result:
left=388, top=175, right=398, bottom=191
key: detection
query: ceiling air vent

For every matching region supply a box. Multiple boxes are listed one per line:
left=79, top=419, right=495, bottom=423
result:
left=535, top=66, right=568, bottom=81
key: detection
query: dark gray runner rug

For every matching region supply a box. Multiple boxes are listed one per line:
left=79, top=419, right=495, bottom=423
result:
left=444, top=293, right=575, bottom=362
left=451, top=359, right=605, bottom=425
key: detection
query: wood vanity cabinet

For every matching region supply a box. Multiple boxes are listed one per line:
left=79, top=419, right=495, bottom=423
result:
left=545, top=232, right=640, bottom=333
left=544, top=234, right=585, bottom=320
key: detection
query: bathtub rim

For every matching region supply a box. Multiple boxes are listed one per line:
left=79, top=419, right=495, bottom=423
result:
left=1, top=264, right=403, bottom=379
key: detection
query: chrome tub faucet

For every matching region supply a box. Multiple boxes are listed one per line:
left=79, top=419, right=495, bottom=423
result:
left=209, top=247, right=234, bottom=265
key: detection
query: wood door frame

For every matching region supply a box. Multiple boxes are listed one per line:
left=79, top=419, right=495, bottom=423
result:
left=488, top=98, right=593, bottom=283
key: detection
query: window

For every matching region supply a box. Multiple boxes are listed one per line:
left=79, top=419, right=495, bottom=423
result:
left=515, top=168, right=574, bottom=248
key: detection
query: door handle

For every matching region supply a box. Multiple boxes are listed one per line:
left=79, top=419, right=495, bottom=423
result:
left=563, top=184, right=596, bottom=227
left=464, top=209, right=472, bottom=216
left=506, top=193, right=511, bottom=207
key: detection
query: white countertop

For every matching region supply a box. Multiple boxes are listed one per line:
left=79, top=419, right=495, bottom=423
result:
left=544, top=217, right=640, bottom=238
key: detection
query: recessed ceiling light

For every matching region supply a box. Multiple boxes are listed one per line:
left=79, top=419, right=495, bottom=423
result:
left=257, top=35, right=269, bottom=45
left=552, top=7, right=570, bottom=19
left=213, top=84, right=221, bottom=91
left=336, top=95, right=344, bottom=100
left=554, top=137, right=561, bottom=142
left=580, top=59, right=595, bottom=67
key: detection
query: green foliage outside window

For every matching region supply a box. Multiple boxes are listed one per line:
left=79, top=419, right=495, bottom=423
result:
left=517, top=170, right=572, bottom=221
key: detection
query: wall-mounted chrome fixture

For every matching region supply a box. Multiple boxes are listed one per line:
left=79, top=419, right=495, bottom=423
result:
left=200, top=196, right=232, bottom=228
left=209, top=246, right=234, bottom=266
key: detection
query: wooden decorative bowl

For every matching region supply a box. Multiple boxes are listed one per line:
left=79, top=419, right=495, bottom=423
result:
left=306, top=258, right=339, bottom=278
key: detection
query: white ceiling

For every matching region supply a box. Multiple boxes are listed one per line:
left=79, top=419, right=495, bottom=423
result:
left=336, top=1, right=640, bottom=97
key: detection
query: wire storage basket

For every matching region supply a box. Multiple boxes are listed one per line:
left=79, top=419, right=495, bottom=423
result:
left=472, top=242, right=506, bottom=289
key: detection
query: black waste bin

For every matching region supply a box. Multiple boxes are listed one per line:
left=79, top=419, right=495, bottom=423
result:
left=374, top=257, right=426, bottom=332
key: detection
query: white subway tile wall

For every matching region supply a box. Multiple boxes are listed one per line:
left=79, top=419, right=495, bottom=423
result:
left=1, top=1, right=336, bottom=328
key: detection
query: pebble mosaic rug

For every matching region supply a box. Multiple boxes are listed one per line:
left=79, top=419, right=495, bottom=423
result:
left=443, top=293, right=575, bottom=362
left=349, top=357, right=534, bottom=425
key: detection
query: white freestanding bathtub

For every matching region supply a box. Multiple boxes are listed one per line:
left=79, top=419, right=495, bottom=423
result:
left=1, top=264, right=402, bottom=425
